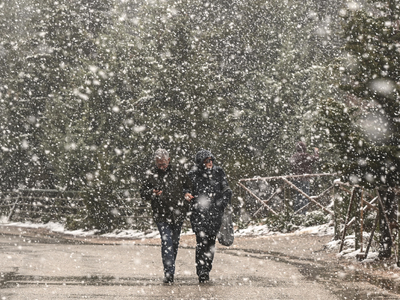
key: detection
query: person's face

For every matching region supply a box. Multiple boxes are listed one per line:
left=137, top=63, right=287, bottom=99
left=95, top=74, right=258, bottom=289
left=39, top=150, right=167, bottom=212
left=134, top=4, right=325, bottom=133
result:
left=203, top=157, right=213, bottom=169
left=155, top=158, right=170, bottom=171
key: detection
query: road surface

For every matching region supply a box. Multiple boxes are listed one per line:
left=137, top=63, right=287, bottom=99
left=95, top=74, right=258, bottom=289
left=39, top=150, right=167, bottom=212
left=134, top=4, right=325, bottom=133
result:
left=0, top=225, right=399, bottom=299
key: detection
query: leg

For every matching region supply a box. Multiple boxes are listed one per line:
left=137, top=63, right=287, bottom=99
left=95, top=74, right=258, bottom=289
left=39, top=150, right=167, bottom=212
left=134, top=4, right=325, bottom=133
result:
left=171, top=222, right=183, bottom=262
left=195, top=231, right=216, bottom=280
left=293, top=180, right=309, bottom=214
left=156, top=222, right=175, bottom=281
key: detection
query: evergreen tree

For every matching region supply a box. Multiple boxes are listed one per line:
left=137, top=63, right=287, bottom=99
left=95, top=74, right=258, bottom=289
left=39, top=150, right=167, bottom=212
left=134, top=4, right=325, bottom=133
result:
left=0, top=0, right=132, bottom=231
left=36, top=1, right=143, bottom=231
left=129, top=0, right=340, bottom=185
left=0, top=0, right=88, bottom=189
left=0, top=0, right=116, bottom=191
left=316, top=0, right=400, bottom=257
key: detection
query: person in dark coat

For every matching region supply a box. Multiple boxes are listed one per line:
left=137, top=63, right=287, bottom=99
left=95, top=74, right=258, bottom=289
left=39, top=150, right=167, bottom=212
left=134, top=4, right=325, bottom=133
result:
left=140, top=149, right=189, bottom=284
left=289, top=141, right=319, bottom=213
left=184, top=149, right=232, bottom=283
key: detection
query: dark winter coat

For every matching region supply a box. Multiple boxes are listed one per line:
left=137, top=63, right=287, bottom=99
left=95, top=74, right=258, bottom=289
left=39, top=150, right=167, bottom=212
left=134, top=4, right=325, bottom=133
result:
left=184, top=149, right=232, bottom=235
left=140, top=163, right=189, bottom=224
left=289, top=142, right=319, bottom=179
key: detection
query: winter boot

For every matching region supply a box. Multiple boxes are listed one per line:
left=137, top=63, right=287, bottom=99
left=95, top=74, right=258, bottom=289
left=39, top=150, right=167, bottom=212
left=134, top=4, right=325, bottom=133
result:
left=163, top=273, right=174, bottom=284
left=198, top=272, right=209, bottom=283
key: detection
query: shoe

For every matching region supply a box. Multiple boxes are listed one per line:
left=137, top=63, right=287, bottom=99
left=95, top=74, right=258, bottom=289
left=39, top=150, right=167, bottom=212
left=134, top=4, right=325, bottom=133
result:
left=198, top=273, right=209, bottom=283
left=163, top=273, right=174, bottom=284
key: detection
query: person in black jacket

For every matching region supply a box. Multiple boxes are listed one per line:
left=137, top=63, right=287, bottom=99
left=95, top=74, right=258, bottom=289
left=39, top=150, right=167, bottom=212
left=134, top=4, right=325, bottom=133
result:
left=184, top=149, right=232, bottom=283
left=140, top=149, right=189, bottom=284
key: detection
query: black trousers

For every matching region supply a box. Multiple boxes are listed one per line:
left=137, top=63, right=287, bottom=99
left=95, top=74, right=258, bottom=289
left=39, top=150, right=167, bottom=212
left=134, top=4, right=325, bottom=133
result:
left=156, top=222, right=183, bottom=276
left=195, top=232, right=216, bottom=276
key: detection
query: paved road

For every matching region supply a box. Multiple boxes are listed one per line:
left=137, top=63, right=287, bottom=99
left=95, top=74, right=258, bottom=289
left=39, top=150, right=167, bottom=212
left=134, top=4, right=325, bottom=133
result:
left=0, top=225, right=399, bottom=300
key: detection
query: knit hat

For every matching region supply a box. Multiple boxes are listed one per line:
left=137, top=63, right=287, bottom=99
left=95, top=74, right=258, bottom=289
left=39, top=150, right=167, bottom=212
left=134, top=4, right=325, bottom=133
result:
left=195, top=149, right=215, bottom=166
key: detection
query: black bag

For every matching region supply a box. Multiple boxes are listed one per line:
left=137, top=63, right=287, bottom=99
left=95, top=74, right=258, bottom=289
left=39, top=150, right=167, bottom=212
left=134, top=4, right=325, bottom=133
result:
left=218, top=201, right=234, bottom=246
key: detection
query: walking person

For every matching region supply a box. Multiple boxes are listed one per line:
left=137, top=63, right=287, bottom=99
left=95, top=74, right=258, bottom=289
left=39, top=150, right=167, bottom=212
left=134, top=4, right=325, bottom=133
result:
left=289, top=141, right=319, bottom=214
left=140, top=149, right=189, bottom=284
left=184, top=149, right=232, bottom=283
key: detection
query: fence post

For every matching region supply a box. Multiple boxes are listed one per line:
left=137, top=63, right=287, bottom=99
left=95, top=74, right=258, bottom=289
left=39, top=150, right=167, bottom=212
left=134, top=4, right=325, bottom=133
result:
left=359, top=189, right=364, bottom=253
left=283, top=182, right=287, bottom=215
left=333, top=184, right=340, bottom=240
left=354, top=188, right=361, bottom=251
left=377, top=188, right=398, bottom=264
left=339, top=187, right=358, bottom=253
left=398, top=193, right=400, bottom=266
left=7, top=191, right=21, bottom=222
left=363, top=213, right=379, bottom=260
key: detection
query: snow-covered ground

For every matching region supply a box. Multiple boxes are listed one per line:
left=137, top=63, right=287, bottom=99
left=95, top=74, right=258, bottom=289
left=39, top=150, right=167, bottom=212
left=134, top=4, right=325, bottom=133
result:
left=0, top=216, right=380, bottom=261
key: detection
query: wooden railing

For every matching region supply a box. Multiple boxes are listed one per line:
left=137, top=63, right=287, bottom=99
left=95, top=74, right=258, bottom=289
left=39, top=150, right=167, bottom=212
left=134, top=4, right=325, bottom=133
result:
left=238, top=173, right=337, bottom=217
left=0, top=189, right=152, bottom=230
left=238, top=174, right=400, bottom=261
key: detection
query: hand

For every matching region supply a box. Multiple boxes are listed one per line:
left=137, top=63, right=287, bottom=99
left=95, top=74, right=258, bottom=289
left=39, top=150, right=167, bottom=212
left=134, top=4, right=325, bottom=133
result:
left=153, top=189, right=163, bottom=196
left=185, top=193, right=194, bottom=202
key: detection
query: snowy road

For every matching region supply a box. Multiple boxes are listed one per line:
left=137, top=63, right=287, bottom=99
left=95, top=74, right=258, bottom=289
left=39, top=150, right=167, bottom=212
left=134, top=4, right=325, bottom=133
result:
left=0, top=225, right=399, bottom=300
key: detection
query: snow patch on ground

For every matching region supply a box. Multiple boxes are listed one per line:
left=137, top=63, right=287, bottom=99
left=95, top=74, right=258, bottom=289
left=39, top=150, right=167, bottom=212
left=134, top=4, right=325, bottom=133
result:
left=0, top=219, right=380, bottom=261
left=0, top=216, right=9, bottom=224
left=325, top=233, right=380, bottom=261
left=1, top=219, right=334, bottom=240
left=1, top=220, right=165, bottom=239
left=234, top=222, right=335, bottom=237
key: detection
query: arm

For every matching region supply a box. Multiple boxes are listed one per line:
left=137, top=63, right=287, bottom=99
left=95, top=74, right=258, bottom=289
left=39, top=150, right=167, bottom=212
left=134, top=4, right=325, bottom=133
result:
left=140, top=173, right=162, bottom=201
left=182, top=170, right=194, bottom=202
left=140, top=179, right=153, bottom=201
